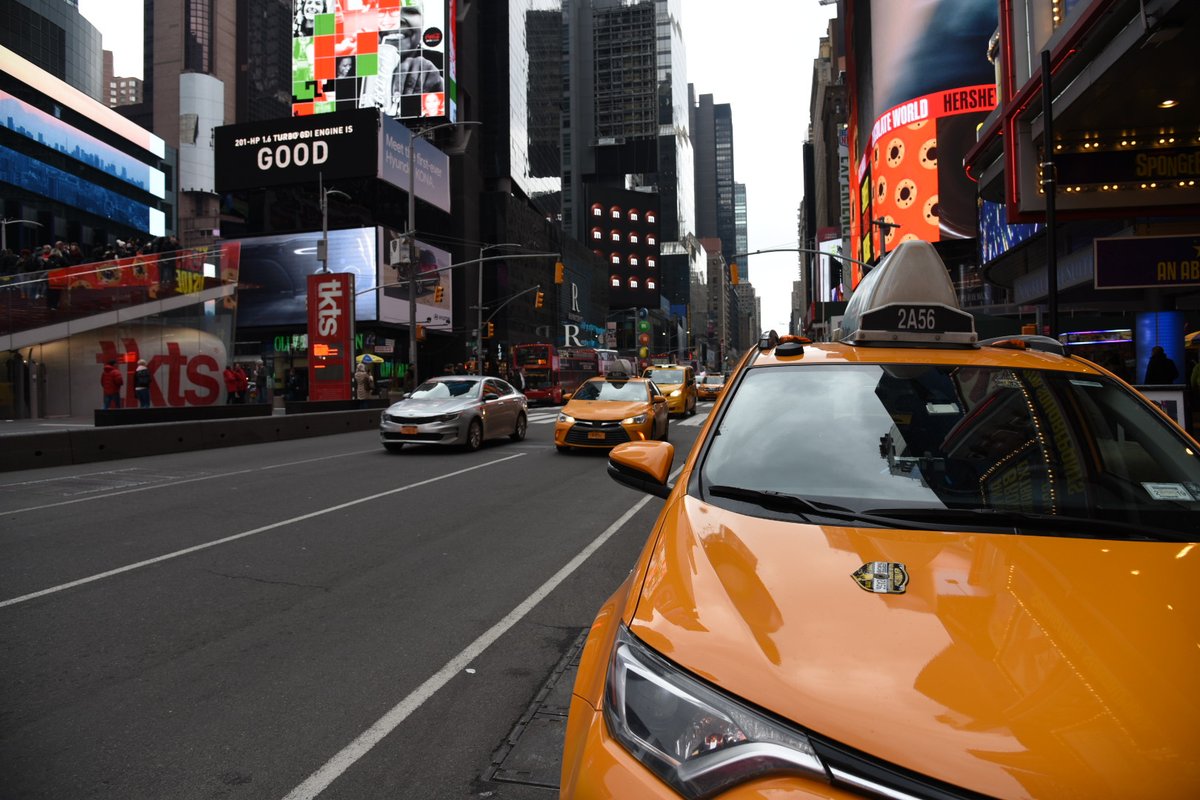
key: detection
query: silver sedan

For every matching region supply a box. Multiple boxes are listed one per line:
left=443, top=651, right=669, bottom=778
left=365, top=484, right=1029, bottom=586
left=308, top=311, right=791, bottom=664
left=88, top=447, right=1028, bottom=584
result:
left=379, top=376, right=528, bottom=452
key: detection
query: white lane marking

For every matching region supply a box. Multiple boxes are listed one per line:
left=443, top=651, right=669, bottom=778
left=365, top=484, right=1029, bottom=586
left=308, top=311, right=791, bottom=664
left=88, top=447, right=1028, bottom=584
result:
left=0, top=449, right=381, bottom=516
left=281, top=462, right=685, bottom=800
left=676, top=413, right=710, bottom=427
left=0, top=454, right=526, bottom=609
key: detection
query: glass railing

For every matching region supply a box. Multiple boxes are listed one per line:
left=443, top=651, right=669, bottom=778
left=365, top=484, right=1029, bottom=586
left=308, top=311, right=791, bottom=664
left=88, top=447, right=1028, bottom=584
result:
left=0, top=244, right=240, bottom=339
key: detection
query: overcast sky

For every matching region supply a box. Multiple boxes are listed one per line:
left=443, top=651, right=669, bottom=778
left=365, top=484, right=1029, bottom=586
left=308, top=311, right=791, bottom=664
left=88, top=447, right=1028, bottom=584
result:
left=78, top=0, right=837, bottom=333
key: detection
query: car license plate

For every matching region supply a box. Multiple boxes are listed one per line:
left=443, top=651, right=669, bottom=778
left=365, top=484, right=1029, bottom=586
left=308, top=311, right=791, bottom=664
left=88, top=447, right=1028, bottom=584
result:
left=401, top=425, right=418, bottom=435
left=587, top=431, right=606, bottom=440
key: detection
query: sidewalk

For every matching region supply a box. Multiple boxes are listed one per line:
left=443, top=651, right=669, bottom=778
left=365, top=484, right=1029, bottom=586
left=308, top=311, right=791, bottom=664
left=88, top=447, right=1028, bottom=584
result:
left=0, top=415, right=96, bottom=436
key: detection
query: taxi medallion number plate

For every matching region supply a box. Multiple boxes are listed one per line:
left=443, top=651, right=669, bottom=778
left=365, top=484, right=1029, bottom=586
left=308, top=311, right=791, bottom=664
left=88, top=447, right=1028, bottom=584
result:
left=587, top=431, right=607, bottom=440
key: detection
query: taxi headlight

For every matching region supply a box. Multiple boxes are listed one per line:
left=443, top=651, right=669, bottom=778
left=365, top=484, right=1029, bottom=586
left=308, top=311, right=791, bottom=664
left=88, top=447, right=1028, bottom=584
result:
left=622, top=413, right=648, bottom=425
left=670, top=389, right=682, bottom=397
left=557, top=412, right=575, bottom=423
left=604, top=626, right=825, bottom=798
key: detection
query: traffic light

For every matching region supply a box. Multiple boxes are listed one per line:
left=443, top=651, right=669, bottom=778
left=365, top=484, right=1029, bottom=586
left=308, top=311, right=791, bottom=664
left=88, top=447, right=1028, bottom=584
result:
left=484, top=321, right=495, bottom=338
left=433, top=283, right=444, bottom=303
left=730, top=263, right=740, bottom=285
left=534, top=290, right=544, bottom=309
left=554, top=261, right=565, bottom=284
left=415, top=324, right=426, bottom=342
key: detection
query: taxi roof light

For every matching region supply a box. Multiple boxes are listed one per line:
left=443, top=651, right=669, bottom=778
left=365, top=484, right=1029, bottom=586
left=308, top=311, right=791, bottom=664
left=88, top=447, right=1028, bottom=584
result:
left=836, top=241, right=978, bottom=347
left=979, top=334, right=1067, bottom=356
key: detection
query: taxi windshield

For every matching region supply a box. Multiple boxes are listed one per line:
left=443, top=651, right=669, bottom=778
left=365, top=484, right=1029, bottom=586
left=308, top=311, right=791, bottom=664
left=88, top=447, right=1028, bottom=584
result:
left=700, top=364, right=1200, bottom=538
left=700, top=375, right=724, bottom=385
left=646, top=369, right=683, bottom=384
left=575, top=380, right=648, bottom=402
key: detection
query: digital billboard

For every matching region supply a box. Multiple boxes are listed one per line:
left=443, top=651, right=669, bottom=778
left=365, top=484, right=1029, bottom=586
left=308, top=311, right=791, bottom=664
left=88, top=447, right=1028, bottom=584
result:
left=233, top=228, right=379, bottom=327
left=378, top=226, right=451, bottom=329
left=291, top=0, right=454, bottom=123
left=848, top=0, right=997, bottom=285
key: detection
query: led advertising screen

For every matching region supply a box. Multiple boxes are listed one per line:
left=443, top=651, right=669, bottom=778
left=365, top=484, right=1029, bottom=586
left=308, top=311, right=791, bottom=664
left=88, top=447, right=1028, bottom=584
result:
left=233, top=227, right=379, bottom=327
left=0, top=90, right=165, bottom=198
left=378, top=226, right=451, bottom=329
left=291, top=0, right=453, bottom=123
left=848, top=0, right=997, bottom=286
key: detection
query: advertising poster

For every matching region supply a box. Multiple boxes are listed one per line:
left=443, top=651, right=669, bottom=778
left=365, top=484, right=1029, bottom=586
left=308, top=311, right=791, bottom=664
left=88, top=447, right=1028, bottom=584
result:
left=377, top=226, right=451, bottom=330
left=292, top=0, right=452, bottom=123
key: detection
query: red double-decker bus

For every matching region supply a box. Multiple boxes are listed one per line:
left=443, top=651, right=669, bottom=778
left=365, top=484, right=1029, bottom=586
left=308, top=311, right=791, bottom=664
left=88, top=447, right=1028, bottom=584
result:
left=512, top=343, right=599, bottom=405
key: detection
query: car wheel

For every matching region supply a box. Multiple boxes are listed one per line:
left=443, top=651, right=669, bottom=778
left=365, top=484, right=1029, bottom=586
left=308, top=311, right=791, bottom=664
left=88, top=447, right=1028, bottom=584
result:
left=687, top=396, right=696, bottom=416
left=556, top=444, right=570, bottom=453
left=510, top=413, right=527, bottom=442
left=384, top=442, right=405, bottom=453
left=465, top=419, right=483, bottom=451
left=660, top=418, right=669, bottom=442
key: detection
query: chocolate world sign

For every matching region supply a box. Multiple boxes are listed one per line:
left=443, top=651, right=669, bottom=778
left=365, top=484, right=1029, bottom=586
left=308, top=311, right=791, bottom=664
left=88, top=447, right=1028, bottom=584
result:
left=1094, top=235, right=1200, bottom=290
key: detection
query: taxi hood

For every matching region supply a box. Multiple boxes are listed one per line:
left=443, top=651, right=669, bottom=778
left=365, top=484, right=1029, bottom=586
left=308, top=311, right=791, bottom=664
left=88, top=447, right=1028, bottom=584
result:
left=627, top=496, right=1200, bottom=797
left=562, top=399, right=649, bottom=421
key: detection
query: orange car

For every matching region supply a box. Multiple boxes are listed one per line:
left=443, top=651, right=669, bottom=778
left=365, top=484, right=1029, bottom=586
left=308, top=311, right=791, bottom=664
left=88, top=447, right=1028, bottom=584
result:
left=554, top=364, right=668, bottom=452
left=561, top=241, right=1200, bottom=798
left=695, top=373, right=725, bottom=400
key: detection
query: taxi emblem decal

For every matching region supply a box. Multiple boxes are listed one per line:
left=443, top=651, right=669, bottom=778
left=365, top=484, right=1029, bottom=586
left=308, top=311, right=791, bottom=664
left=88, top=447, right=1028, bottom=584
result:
left=852, top=562, right=909, bottom=594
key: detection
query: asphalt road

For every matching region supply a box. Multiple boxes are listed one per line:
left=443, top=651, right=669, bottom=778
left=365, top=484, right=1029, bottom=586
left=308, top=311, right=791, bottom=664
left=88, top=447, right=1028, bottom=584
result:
left=0, top=403, right=712, bottom=800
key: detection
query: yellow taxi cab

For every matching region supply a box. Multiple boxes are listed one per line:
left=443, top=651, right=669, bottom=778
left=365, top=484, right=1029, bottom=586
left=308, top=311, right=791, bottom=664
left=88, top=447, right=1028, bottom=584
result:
left=555, top=361, right=669, bottom=453
left=695, top=373, right=725, bottom=401
left=560, top=241, right=1200, bottom=799
left=642, top=364, right=697, bottom=416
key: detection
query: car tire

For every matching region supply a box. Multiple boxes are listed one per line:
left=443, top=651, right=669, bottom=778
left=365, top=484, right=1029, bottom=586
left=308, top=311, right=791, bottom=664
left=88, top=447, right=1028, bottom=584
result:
left=556, top=444, right=570, bottom=453
left=660, top=419, right=669, bottom=442
left=510, top=413, right=527, bottom=442
left=465, top=419, right=483, bottom=451
left=384, top=442, right=404, bottom=453
left=687, top=396, right=696, bottom=416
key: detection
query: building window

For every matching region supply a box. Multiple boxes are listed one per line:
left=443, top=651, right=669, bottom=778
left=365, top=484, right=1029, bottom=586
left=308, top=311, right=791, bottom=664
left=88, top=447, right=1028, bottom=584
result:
left=184, top=0, right=214, bottom=72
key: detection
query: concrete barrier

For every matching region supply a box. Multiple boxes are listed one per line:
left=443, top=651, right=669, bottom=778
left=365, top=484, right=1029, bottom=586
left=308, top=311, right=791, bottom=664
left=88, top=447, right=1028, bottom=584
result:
left=95, top=404, right=273, bottom=426
left=1, top=409, right=383, bottom=472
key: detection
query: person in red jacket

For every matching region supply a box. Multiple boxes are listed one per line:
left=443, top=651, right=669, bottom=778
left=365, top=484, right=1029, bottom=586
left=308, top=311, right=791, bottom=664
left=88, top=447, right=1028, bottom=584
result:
left=223, top=364, right=240, bottom=404
left=235, top=364, right=249, bottom=403
left=100, top=359, right=124, bottom=409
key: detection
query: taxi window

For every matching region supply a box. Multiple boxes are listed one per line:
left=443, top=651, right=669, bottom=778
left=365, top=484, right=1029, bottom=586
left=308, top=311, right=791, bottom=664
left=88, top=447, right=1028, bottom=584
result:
left=646, top=368, right=683, bottom=384
left=699, top=364, right=1200, bottom=538
left=574, top=379, right=648, bottom=402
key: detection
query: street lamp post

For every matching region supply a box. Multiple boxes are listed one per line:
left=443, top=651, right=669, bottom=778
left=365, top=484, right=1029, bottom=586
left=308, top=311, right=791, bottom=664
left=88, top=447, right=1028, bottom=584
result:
left=1, top=218, right=44, bottom=252
left=476, top=243, right=527, bottom=377
left=317, top=174, right=350, bottom=274
left=406, top=120, right=482, bottom=389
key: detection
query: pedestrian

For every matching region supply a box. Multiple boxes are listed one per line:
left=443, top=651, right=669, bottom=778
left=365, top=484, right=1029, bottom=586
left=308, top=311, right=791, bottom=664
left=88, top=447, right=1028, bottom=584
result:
left=253, top=360, right=269, bottom=404
left=100, top=359, right=124, bottom=409
left=235, top=363, right=249, bottom=403
left=286, top=368, right=303, bottom=401
left=133, top=358, right=152, bottom=408
left=1144, top=345, right=1179, bottom=384
left=223, top=364, right=240, bottom=403
left=512, top=367, right=527, bottom=393
left=353, top=363, right=375, bottom=407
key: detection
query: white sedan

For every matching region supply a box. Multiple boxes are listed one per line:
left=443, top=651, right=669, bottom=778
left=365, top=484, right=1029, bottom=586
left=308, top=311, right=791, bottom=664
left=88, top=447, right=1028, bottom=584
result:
left=379, top=376, right=528, bottom=452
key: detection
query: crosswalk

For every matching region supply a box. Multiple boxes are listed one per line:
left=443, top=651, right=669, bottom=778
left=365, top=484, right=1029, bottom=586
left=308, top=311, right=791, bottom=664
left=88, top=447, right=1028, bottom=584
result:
left=526, top=408, right=711, bottom=427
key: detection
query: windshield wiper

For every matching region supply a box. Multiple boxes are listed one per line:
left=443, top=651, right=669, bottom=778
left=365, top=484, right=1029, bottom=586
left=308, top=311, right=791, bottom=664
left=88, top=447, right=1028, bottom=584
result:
left=863, top=507, right=1167, bottom=541
left=705, top=486, right=928, bottom=528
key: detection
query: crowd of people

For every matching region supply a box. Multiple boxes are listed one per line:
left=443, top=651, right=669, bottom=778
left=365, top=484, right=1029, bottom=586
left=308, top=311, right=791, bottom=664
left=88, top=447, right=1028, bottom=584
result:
left=0, top=235, right=182, bottom=278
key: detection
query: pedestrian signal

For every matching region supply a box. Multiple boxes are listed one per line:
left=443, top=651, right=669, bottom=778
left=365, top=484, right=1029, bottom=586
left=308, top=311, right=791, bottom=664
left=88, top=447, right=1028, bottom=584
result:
left=554, top=261, right=565, bottom=284
left=433, top=284, right=444, bottom=303
left=534, top=290, right=544, bottom=309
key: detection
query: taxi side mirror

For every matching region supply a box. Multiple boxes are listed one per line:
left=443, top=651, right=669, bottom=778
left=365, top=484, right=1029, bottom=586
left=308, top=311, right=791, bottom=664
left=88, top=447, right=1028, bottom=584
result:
left=652, top=394, right=666, bottom=403
left=608, top=441, right=674, bottom=499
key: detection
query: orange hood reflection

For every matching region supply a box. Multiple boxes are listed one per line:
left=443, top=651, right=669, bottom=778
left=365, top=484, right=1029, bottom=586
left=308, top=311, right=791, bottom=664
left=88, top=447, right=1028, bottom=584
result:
left=628, top=496, right=1200, bottom=798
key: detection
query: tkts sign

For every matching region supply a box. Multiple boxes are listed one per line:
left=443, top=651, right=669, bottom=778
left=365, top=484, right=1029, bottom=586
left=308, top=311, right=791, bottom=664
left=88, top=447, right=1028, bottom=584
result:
left=307, top=272, right=355, bottom=401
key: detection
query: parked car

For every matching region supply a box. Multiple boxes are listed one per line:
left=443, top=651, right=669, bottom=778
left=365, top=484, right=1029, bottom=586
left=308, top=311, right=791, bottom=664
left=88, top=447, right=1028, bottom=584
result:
left=561, top=240, right=1200, bottom=799
left=379, top=375, right=527, bottom=452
